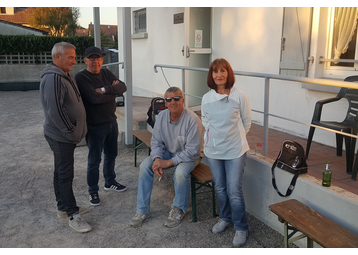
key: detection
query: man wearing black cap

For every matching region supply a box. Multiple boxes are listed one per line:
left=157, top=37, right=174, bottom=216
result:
left=75, top=46, right=127, bottom=206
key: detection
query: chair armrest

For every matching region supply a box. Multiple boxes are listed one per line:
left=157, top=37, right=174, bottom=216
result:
left=312, top=96, right=342, bottom=121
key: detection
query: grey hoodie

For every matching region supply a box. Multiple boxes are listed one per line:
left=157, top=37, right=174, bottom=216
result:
left=40, top=63, right=87, bottom=144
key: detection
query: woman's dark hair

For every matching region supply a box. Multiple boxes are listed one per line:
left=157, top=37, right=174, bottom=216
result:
left=207, top=58, right=235, bottom=91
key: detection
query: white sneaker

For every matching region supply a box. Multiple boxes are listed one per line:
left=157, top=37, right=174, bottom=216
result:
left=212, top=218, right=231, bottom=234
left=130, top=213, right=151, bottom=228
left=69, top=214, right=91, bottom=233
left=233, top=230, right=248, bottom=246
left=164, top=207, right=185, bottom=228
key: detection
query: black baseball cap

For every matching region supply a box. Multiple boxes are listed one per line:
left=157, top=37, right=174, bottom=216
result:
left=85, top=46, right=102, bottom=58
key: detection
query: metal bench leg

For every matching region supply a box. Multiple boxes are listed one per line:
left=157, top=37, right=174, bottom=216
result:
left=134, top=137, right=138, bottom=167
left=284, top=222, right=289, bottom=248
left=191, top=176, right=197, bottom=222
left=307, top=237, right=313, bottom=248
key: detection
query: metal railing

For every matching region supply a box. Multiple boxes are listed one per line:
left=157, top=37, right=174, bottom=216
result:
left=319, top=57, right=358, bottom=64
left=154, top=63, right=358, bottom=156
left=102, top=61, right=125, bottom=69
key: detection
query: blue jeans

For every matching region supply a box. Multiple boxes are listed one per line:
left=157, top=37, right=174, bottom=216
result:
left=45, top=135, right=79, bottom=216
left=86, top=121, right=118, bottom=194
left=206, top=153, right=248, bottom=231
left=136, top=150, right=200, bottom=214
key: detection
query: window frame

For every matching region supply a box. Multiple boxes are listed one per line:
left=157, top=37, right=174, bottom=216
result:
left=323, top=7, right=358, bottom=79
left=132, top=8, right=148, bottom=39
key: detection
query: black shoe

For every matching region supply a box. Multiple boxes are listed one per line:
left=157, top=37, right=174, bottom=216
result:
left=104, top=181, right=127, bottom=192
left=89, top=193, right=100, bottom=206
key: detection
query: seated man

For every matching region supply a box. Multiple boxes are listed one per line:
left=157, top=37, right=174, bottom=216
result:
left=130, top=87, right=202, bottom=228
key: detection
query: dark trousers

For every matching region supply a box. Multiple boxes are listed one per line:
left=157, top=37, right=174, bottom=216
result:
left=45, top=135, right=79, bottom=216
left=86, top=121, right=118, bottom=194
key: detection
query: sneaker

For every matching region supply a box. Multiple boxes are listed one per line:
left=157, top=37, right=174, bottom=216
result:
left=130, top=213, right=151, bottom=228
left=233, top=230, right=248, bottom=246
left=104, top=181, right=127, bottom=192
left=57, top=210, right=67, bottom=219
left=89, top=193, right=100, bottom=206
left=69, top=213, right=92, bottom=233
left=164, top=207, right=185, bottom=228
left=212, top=218, right=231, bottom=234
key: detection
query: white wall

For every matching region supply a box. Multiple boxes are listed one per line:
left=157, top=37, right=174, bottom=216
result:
left=117, top=7, right=186, bottom=98
left=116, top=7, right=352, bottom=149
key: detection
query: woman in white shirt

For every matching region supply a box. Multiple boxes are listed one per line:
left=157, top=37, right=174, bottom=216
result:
left=201, top=58, right=251, bottom=246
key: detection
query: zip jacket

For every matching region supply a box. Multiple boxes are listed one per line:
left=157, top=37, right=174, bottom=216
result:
left=40, top=63, right=87, bottom=144
left=201, top=86, right=251, bottom=159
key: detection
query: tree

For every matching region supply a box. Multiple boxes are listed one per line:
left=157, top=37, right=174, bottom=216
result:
left=28, top=7, right=80, bottom=37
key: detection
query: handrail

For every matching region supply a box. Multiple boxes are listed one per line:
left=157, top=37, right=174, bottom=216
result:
left=319, top=57, right=358, bottom=64
left=154, top=63, right=358, bottom=156
left=103, top=61, right=125, bottom=69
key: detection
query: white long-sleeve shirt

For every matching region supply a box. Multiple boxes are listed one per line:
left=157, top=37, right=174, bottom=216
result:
left=201, top=86, right=251, bottom=159
left=150, top=108, right=202, bottom=165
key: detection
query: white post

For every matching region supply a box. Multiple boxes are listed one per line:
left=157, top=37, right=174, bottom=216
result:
left=123, top=7, right=133, bottom=144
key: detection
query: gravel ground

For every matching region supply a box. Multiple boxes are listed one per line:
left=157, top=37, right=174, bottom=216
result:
left=0, top=90, right=294, bottom=249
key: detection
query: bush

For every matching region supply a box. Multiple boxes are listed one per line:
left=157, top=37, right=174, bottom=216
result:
left=0, top=35, right=94, bottom=55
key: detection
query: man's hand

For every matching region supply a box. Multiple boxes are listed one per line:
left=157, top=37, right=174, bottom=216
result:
left=112, top=80, right=120, bottom=85
left=152, top=158, right=173, bottom=177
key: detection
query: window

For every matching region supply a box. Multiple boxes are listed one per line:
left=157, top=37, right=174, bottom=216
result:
left=324, top=7, right=358, bottom=78
left=132, top=8, right=148, bottom=39
left=133, top=8, right=146, bottom=34
left=1, top=7, right=6, bottom=14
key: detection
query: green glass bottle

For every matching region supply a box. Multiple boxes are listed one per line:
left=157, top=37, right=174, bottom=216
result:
left=322, top=162, right=331, bottom=187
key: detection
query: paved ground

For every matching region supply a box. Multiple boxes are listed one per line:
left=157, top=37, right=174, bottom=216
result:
left=0, top=90, right=294, bottom=248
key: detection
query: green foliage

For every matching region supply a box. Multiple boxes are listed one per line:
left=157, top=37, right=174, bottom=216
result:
left=28, top=7, right=80, bottom=37
left=0, top=35, right=94, bottom=55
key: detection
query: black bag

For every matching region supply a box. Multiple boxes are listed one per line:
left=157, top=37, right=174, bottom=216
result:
left=271, top=140, right=308, bottom=197
left=146, top=97, right=166, bottom=128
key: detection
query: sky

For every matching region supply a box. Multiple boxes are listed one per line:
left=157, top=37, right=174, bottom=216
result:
left=77, top=7, right=118, bottom=28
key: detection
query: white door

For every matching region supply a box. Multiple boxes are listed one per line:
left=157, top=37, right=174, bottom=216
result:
left=183, top=7, right=212, bottom=109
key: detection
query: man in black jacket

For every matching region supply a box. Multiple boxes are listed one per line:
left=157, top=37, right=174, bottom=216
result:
left=75, top=46, right=127, bottom=206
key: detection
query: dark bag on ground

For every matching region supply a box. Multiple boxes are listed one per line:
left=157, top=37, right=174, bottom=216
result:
left=146, top=97, right=166, bottom=128
left=271, top=140, right=308, bottom=197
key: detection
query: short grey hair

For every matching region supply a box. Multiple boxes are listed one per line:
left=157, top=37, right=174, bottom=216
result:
left=164, top=87, right=183, bottom=98
left=51, top=42, right=76, bottom=60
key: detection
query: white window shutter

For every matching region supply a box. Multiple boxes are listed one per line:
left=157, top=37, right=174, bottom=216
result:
left=280, top=7, right=313, bottom=77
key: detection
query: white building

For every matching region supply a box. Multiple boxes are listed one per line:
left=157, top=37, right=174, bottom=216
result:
left=114, top=7, right=358, bottom=150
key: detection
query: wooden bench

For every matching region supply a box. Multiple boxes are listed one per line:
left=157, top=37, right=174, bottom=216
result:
left=131, top=130, right=152, bottom=167
left=269, top=199, right=358, bottom=248
left=131, top=129, right=216, bottom=222
left=190, top=162, right=216, bottom=222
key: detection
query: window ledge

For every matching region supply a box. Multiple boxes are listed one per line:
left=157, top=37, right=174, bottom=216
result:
left=132, top=33, right=148, bottom=39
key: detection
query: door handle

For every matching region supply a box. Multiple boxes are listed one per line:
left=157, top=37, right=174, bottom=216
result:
left=186, top=46, right=195, bottom=58
left=182, top=46, right=184, bottom=56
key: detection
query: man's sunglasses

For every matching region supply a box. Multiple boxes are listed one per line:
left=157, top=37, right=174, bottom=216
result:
left=165, top=96, right=183, bottom=103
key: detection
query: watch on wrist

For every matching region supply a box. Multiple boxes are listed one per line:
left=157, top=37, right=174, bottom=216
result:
left=101, top=87, right=106, bottom=93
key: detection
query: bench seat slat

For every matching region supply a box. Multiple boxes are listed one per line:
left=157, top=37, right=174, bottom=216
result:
left=131, top=130, right=152, bottom=147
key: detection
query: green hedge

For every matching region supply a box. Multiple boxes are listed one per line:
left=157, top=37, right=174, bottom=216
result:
left=0, top=35, right=94, bottom=55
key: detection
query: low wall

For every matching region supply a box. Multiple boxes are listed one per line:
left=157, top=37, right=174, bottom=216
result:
left=244, top=152, right=358, bottom=247
left=0, top=64, right=87, bottom=91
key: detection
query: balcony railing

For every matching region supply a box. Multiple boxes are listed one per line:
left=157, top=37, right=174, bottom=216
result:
left=153, top=64, right=358, bottom=156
